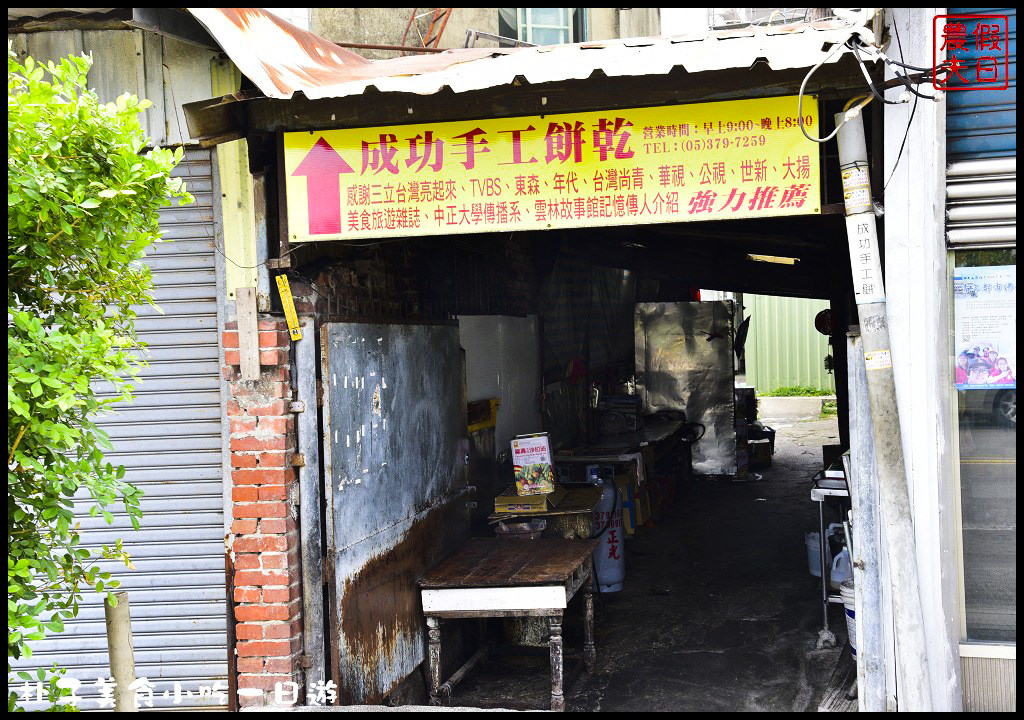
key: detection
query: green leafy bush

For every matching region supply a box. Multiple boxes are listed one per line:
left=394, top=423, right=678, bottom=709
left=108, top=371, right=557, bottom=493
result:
left=8, top=47, right=191, bottom=708
left=820, top=400, right=838, bottom=418
left=762, top=386, right=834, bottom=397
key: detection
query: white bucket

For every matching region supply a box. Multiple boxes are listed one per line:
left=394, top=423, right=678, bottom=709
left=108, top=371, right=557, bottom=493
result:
left=840, top=579, right=856, bottom=660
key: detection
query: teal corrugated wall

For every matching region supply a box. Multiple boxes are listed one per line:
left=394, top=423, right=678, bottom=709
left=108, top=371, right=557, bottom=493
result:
left=743, top=294, right=835, bottom=394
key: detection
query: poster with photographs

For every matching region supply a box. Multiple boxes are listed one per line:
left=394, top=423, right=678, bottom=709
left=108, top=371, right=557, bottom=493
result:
left=953, top=265, right=1016, bottom=390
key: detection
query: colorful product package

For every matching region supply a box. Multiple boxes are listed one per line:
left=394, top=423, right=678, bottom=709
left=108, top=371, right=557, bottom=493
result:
left=511, top=432, right=555, bottom=495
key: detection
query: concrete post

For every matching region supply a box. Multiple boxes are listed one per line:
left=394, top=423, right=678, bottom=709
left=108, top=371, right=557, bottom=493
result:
left=836, top=110, right=932, bottom=710
left=882, top=7, right=961, bottom=711
left=845, top=331, right=888, bottom=711
left=104, top=591, right=137, bottom=711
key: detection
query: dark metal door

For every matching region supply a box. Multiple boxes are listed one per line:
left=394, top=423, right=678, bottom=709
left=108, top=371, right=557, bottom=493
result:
left=321, top=322, right=469, bottom=704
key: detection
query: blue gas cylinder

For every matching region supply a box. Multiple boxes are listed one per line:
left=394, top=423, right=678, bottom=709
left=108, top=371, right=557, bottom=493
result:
left=592, top=477, right=625, bottom=592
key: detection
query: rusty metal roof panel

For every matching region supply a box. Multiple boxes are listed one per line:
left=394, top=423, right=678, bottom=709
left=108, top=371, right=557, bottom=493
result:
left=188, top=8, right=867, bottom=101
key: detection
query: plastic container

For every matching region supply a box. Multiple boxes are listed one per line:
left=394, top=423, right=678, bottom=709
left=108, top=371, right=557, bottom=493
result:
left=840, top=579, right=857, bottom=660
left=830, top=547, right=853, bottom=590
left=806, top=522, right=843, bottom=577
left=494, top=519, right=546, bottom=540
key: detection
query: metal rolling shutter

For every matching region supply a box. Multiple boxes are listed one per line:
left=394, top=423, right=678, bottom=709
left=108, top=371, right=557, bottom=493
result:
left=946, top=158, right=1016, bottom=245
left=13, top=149, right=229, bottom=711
left=946, top=8, right=1016, bottom=162
left=946, top=9, right=1016, bottom=246
left=945, top=10, right=1017, bottom=713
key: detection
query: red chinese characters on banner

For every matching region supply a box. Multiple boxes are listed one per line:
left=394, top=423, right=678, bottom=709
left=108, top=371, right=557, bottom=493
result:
left=545, top=121, right=586, bottom=164
left=337, top=116, right=641, bottom=177
left=361, top=133, right=400, bottom=175
left=593, top=118, right=635, bottom=161
left=452, top=127, right=489, bottom=169
left=498, top=125, right=537, bottom=166
left=933, top=14, right=1009, bottom=90
left=309, top=116, right=797, bottom=181
left=405, top=131, right=443, bottom=172
left=286, top=97, right=820, bottom=240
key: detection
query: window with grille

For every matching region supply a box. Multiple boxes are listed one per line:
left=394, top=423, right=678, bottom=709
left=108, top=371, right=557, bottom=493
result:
left=498, top=8, right=587, bottom=45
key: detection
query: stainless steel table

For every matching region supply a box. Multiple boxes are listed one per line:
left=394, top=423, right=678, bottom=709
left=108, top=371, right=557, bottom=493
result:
left=812, top=478, right=850, bottom=645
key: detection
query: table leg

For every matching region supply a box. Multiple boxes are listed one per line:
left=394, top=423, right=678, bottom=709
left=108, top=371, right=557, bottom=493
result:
left=549, top=613, right=564, bottom=712
left=426, top=616, right=442, bottom=706
left=819, top=499, right=829, bottom=628
left=583, top=580, right=596, bottom=670
left=815, top=499, right=836, bottom=649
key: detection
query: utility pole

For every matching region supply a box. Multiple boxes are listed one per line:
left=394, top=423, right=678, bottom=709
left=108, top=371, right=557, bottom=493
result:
left=836, top=110, right=933, bottom=711
left=105, top=592, right=138, bottom=711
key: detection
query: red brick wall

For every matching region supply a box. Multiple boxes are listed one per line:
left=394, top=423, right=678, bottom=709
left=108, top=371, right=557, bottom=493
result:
left=222, top=317, right=303, bottom=707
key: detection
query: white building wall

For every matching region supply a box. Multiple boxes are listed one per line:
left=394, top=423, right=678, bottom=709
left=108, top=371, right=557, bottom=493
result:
left=459, top=315, right=543, bottom=454
left=660, top=8, right=710, bottom=35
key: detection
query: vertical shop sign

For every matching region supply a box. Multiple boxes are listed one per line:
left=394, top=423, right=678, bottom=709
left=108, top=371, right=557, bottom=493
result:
left=283, top=95, right=821, bottom=242
left=952, top=265, right=1016, bottom=389
left=844, top=215, right=886, bottom=305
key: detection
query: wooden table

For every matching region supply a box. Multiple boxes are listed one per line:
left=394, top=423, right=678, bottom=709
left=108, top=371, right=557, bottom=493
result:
left=418, top=538, right=598, bottom=711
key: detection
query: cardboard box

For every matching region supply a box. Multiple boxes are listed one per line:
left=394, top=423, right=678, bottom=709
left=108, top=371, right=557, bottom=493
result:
left=511, top=432, right=555, bottom=495
left=494, top=483, right=567, bottom=514
left=613, top=464, right=652, bottom=534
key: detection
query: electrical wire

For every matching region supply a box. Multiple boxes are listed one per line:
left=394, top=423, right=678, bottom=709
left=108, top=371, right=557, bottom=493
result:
left=894, top=69, right=937, bottom=100
left=797, top=36, right=856, bottom=143
left=683, top=421, right=706, bottom=443
left=843, top=95, right=872, bottom=113
left=878, top=53, right=932, bottom=73
left=851, top=34, right=943, bottom=102
left=162, top=62, right=298, bottom=275
left=851, top=43, right=903, bottom=105
left=797, top=23, right=945, bottom=146
left=883, top=18, right=920, bottom=193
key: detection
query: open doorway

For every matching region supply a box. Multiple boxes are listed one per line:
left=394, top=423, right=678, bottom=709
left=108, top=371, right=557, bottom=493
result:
left=266, top=89, right=876, bottom=713
left=422, top=213, right=856, bottom=711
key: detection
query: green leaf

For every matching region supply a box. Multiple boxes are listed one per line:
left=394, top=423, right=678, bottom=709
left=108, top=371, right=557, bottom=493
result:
left=7, top=47, right=191, bottom=706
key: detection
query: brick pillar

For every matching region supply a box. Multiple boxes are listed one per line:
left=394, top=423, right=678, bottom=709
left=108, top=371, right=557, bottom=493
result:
left=222, top=318, right=304, bottom=707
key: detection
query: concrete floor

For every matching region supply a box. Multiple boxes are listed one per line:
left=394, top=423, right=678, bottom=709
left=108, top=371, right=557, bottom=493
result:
left=451, top=415, right=850, bottom=712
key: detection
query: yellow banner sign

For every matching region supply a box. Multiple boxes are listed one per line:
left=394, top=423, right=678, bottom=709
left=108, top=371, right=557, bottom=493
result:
left=284, top=95, right=819, bottom=242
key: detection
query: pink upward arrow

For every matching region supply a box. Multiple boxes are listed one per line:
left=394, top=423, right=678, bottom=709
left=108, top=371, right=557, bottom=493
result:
left=291, top=137, right=354, bottom=235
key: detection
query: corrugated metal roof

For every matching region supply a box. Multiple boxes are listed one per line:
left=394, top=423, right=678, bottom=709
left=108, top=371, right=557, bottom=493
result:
left=187, top=7, right=868, bottom=102
left=7, top=8, right=116, bottom=21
